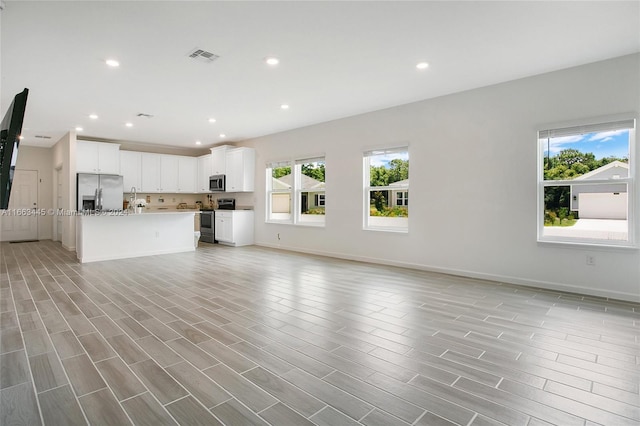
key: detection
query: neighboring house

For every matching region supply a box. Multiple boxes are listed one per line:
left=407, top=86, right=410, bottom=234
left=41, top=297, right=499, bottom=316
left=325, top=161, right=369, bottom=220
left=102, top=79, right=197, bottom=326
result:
left=571, top=161, right=628, bottom=219
left=389, top=179, right=409, bottom=208
left=271, top=176, right=292, bottom=213
left=273, top=174, right=325, bottom=213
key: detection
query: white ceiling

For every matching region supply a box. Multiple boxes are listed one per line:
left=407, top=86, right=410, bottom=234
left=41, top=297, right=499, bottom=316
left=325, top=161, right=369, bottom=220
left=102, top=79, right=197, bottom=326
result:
left=2, top=1, right=639, bottom=150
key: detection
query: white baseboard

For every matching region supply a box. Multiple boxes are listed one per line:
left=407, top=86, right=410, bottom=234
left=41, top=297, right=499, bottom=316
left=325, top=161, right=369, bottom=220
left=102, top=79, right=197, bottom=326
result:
left=255, top=242, right=640, bottom=303
left=77, top=246, right=195, bottom=264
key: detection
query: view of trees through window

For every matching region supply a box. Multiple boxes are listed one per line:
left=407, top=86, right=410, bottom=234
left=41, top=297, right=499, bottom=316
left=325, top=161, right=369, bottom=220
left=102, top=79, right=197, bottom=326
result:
left=542, top=129, right=629, bottom=227
left=299, top=160, right=325, bottom=217
left=364, top=148, right=409, bottom=231
left=369, top=156, right=409, bottom=218
left=268, top=159, right=326, bottom=225
left=269, top=165, right=292, bottom=221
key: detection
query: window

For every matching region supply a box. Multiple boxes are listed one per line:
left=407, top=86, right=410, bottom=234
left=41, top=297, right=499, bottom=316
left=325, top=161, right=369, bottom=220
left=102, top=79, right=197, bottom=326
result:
left=396, top=191, right=408, bottom=206
left=296, top=158, right=325, bottom=226
left=266, top=161, right=292, bottom=223
left=266, top=157, right=325, bottom=226
left=364, top=147, right=409, bottom=231
left=538, top=118, right=635, bottom=246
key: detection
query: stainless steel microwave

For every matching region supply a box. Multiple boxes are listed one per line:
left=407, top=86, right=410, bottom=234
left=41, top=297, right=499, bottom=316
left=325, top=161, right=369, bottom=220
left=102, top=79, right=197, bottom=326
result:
left=209, top=174, right=225, bottom=192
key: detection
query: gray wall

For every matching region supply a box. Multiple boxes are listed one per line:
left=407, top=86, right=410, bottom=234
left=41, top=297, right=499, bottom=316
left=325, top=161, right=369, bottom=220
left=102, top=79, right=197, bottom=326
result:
left=243, top=54, right=640, bottom=302
left=15, top=146, right=54, bottom=239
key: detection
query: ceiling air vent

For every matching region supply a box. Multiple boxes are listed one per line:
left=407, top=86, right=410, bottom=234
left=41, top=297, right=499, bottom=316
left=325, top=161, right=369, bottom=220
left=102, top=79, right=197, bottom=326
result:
left=187, top=48, right=220, bottom=63
left=35, top=135, right=52, bottom=139
left=136, top=113, right=154, bottom=118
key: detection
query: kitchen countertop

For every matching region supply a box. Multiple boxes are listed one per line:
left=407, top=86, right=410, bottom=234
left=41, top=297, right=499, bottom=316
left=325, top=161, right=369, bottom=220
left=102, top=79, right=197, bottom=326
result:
left=79, top=209, right=198, bottom=217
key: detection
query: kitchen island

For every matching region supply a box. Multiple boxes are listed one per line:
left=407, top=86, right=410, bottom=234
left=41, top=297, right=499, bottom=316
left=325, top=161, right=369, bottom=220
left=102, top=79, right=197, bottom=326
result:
left=76, top=210, right=197, bottom=263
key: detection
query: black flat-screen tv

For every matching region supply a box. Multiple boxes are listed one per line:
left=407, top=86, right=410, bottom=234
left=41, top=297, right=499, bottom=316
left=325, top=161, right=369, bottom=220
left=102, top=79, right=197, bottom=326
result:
left=0, top=88, right=29, bottom=210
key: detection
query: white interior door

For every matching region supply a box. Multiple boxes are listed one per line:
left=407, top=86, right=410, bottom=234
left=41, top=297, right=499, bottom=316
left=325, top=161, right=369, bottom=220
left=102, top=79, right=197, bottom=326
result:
left=0, top=170, right=38, bottom=241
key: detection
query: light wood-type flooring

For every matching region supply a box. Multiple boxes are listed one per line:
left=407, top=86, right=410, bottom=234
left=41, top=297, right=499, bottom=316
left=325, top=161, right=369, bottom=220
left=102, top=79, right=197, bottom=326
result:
left=1, top=240, right=639, bottom=425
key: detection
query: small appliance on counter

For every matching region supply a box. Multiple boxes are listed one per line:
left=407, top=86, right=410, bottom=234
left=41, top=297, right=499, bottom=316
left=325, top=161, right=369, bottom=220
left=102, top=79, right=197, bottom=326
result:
left=217, top=198, right=236, bottom=210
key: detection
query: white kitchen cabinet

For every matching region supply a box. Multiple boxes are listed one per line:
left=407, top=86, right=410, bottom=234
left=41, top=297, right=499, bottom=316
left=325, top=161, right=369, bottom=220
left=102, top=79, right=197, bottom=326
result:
left=120, top=151, right=142, bottom=192
left=210, top=145, right=229, bottom=175
left=77, top=141, right=120, bottom=174
left=225, top=147, right=255, bottom=192
left=214, top=210, right=254, bottom=246
left=141, top=153, right=161, bottom=192
left=159, top=155, right=179, bottom=193
left=196, top=154, right=212, bottom=193
left=177, top=156, right=196, bottom=193
left=141, top=153, right=180, bottom=193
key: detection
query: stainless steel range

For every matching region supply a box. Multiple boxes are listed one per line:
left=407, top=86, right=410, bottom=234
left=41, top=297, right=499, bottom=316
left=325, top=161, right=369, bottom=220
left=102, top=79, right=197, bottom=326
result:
left=200, top=198, right=235, bottom=244
left=199, top=210, right=215, bottom=243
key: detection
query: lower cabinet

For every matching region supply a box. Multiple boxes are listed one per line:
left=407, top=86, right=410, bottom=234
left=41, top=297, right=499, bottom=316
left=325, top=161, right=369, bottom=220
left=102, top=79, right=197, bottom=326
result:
left=214, top=210, right=254, bottom=246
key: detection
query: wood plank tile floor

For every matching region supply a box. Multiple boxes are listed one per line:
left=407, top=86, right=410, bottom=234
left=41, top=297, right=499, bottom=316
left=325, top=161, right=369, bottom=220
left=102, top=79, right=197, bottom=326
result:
left=1, top=240, right=639, bottom=425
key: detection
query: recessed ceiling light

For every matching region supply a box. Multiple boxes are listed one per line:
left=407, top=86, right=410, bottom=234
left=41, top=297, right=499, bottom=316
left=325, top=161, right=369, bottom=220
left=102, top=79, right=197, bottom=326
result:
left=18, top=135, right=25, bottom=140
left=208, top=118, right=216, bottom=123
left=125, top=122, right=133, bottom=127
left=265, top=57, right=279, bottom=66
left=89, top=114, right=98, bottom=119
left=105, top=59, right=120, bottom=67
left=416, top=62, right=429, bottom=70
left=280, top=104, right=290, bottom=110
left=75, top=127, right=83, bottom=132
left=195, top=141, right=202, bottom=145
left=219, top=134, right=226, bottom=138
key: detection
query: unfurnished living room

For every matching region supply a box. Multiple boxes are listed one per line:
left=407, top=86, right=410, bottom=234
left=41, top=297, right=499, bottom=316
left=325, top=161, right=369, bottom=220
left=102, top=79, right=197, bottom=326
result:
left=1, top=2, right=639, bottom=426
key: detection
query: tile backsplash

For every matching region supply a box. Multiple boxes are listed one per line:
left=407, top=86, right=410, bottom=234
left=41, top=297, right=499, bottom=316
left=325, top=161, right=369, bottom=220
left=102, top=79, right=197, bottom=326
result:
left=123, top=192, right=255, bottom=210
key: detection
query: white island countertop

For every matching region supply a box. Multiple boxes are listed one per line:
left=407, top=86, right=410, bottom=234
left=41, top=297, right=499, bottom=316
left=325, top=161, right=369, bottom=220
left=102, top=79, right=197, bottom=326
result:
left=76, top=210, right=197, bottom=263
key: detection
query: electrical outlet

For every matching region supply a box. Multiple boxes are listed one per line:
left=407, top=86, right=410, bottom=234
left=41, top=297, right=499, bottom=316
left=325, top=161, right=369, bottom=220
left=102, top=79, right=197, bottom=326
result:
left=586, top=255, right=595, bottom=266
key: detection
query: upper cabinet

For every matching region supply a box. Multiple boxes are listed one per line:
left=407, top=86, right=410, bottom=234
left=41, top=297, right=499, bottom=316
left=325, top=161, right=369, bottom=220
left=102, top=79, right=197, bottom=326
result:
left=139, top=153, right=195, bottom=193
left=225, top=147, right=255, bottom=192
left=76, top=141, right=120, bottom=174
left=177, top=156, right=196, bottom=193
left=159, top=155, right=179, bottom=193
left=211, top=145, right=229, bottom=175
left=196, top=154, right=212, bottom=193
left=141, top=153, right=161, bottom=192
left=117, top=146, right=253, bottom=194
left=120, top=151, right=142, bottom=192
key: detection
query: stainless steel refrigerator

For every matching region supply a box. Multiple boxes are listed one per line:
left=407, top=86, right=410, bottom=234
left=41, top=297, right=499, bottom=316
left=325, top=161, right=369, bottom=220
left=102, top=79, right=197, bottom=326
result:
left=77, top=173, right=124, bottom=211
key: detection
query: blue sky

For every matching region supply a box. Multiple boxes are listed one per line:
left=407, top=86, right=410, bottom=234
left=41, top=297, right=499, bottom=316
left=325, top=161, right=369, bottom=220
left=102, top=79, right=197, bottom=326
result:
left=370, top=151, right=409, bottom=167
left=542, top=129, right=629, bottom=160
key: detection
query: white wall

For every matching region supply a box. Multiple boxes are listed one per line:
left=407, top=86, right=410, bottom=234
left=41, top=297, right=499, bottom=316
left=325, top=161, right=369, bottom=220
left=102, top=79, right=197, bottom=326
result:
left=243, top=53, right=640, bottom=302
left=52, top=131, right=77, bottom=250
left=15, top=146, right=54, bottom=239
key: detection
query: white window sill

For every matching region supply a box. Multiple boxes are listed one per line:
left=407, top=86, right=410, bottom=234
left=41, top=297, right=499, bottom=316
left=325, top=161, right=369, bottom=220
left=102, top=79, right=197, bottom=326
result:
left=537, top=239, right=638, bottom=251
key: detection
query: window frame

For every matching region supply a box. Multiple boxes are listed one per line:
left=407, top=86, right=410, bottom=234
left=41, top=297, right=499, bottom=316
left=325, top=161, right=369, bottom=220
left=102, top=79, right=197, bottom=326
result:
left=536, top=117, right=636, bottom=248
left=295, top=157, right=326, bottom=227
left=363, top=146, right=409, bottom=233
left=266, top=156, right=326, bottom=227
left=266, top=160, right=293, bottom=224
